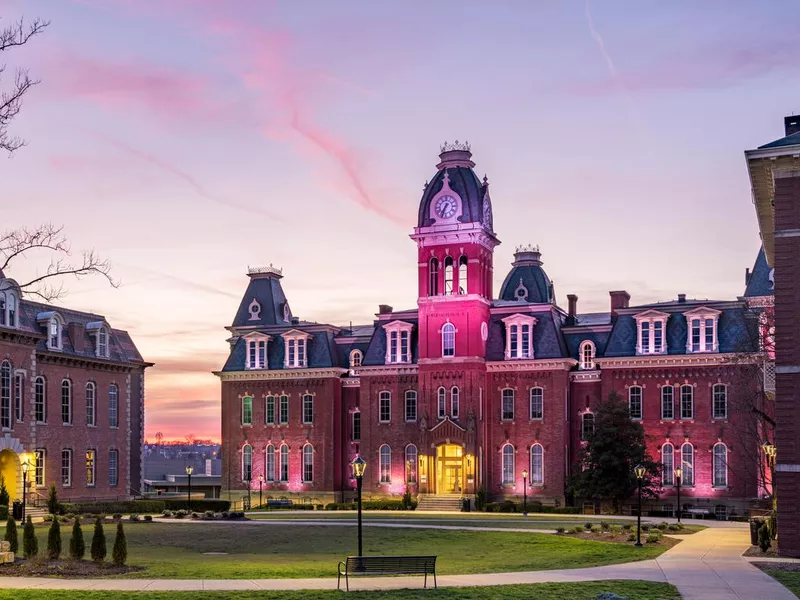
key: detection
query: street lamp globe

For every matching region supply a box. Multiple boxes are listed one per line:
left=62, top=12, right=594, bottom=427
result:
left=522, top=469, right=528, bottom=479
left=673, top=467, right=682, bottom=480
left=634, top=464, right=646, bottom=479
left=185, top=465, right=194, bottom=476
left=351, top=456, right=367, bottom=478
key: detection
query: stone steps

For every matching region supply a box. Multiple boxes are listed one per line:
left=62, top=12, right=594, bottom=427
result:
left=416, top=495, right=464, bottom=512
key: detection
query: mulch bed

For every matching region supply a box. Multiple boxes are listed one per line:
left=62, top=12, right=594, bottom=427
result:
left=744, top=545, right=780, bottom=558
left=751, top=561, right=800, bottom=573
left=555, top=531, right=679, bottom=548
left=0, top=558, right=145, bottom=578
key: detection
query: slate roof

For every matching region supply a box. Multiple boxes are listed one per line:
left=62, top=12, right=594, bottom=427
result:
left=231, top=273, right=291, bottom=328
left=417, top=165, right=490, bottom=228
left=758, top=131, right=800, bottom=149
left=486, top=309, right=566, bottom=361
left=744, top=247, right=774, bottom=297
left=362, top=318, right=419, bottom=366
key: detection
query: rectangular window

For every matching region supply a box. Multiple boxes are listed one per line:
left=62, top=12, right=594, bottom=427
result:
left=266, top=447, right=275, bottom=481
left=280, top=447, right=289, bottom=482
left=502, top=389, right=515, bottom=421
left=302, top=394, right=314, bottom=424
left=691, top=319, right=701, bottom=352
left=400, top=331, right=409, bottom=362
left=389, top=332, right=398, bottom=363
left=705, top=319, right=714, bottom=351
left=14, top=373, right=23, bottom=422
left=109, top=385, right=119, bottom=428
left=279, top=395, right=289, bottom=424
left=352, top=411, right=361, bottom=441
left=248, top=341, right=256, bottom=368
left=297, top=339, right=306, bottom=367
left=61, top=449, right=72, bottom=487
left=653, top=321, right=663, bottom=353
left=109, top=449, right=119, bottom=486
left=530, top=388, right=543, bottom=420
left=629, top=387, right=642, bottom=420
left=680, top=386, right=693, bottom=420
left=86, top=384, right=96, bottom=427
left=379, top=392, right=391, bottom=423
left=521, top=325, right=530, bottom=358
left=288, top=340, right=296, bottom=366
left=405, top=391, right=417, bottom=422
left=35, top=378, right=46, bottom=423
left=62, top=382, right=72, bottom=425
left=241, top=396, right=253, bottom=425
left=713, top=385, right=727, bottom=420
left=661, top=386, right=674, bottom=420
left=641, top=321, right=650, bottom=352
left=510, top=326, right=518, bottom=357
left=35, top=449, right=45, bottom=487
left=266, top=396, right=275, bottom=425
left=0, top=362, right=10, bottom=429
left=85, top=449, right=96, bottom=487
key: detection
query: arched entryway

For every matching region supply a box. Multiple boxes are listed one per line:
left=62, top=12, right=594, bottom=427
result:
left=436, top=444, right=463, bottom=494
left=0, top=449, right=20, bottom=501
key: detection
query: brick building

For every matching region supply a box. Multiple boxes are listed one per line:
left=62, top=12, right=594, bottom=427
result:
left=0, top=271, right=150, bottom=506
left=746, top=115, right=800, bottom=556
left=218, top=143, right=772, bottom=516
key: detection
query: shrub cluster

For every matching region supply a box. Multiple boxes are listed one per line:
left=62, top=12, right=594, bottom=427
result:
left=163, top=499, right=231, bottom=512
left=325, top=500, right=415, bottom=511
left=485, top=501, right=518, bottom=513
left=61, top=500, right=167, bottom=515
left=573, top=525, right=585, bottom=534
left=4, top=516, right=18, bottom=554
left=758, top=524, right=771, bottom=552
left=646, top=530, right=663, bottom=544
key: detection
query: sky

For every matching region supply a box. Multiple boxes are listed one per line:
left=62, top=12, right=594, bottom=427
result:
left=2, top=0, right=798, bottom=442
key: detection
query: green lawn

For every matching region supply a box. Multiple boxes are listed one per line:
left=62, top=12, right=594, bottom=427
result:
left=1, top=522, right=670, bottom=579
left=0, top=581, right=682, bottom=599
left=767, top=571, right=800, bottom=598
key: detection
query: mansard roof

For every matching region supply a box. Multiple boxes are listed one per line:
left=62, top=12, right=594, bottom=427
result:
left=362, top=316, right=419, bottom=366
left=744, top=247, right=774, bottom=298
left=486, top=307, right=566, bottom=360
left=231, top=270, right=291, bottom=328
left=221, top=327, right=340, bottom=372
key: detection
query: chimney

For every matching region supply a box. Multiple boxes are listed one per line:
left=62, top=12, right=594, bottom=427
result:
left=609, top=290, right=630, bottom=314
left=678, top=293, right=686, bottom=303
left=567, top=294, right=578, bottom=320
left=785, top=115, right=800, bottom=137
left=68, top=322, right=85, bottom=352
left=745, top=267, right=751, bottom=286
left=378, top=304, right=393, bottom=315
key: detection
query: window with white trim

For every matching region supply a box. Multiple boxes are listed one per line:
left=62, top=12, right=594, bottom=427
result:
left=502, top=314, right=537, bottom=359
left=85, top=449, right=95, bottom=487
left=97, top=326, right=109, bottom=358
left=662, top=443, right=674, bottom=486
left=379, top=391, right=391, bottom=423
left=681, top=443, right=694, bottom=486
left=0, top=290, right=19, bottom=328
left=502, top=388, right=515, bottom=421
left=351, top=411, right=361, bottom=441
left=109, top=449, right=119, bottom=486
left=86, top=382, right=96, bottom=426
left=279, top=394, right=289, bottom=424
left=61, top=449, right=72, bottom=487
left=383, top=321, right=412, bottom=364
left=302, top=394, right=314, bottom=424
left=529, top=387, right=543, bottom=420
left=405, top=390, right=417, bottom=422
left=581, top=412, right=594, bottom=440
left=628, top=386, right=643, bottom=420
left=49, top=316, right=63, bottom=350
left=684, top=307, right=721, bottom=353
left=661, top=386, right=674, bottom=420
left=349, top=349, right=363, bottom=368
left=61, top=379, right=72, bottom=425
left=429, top=258, right=439, bottom=296
left=379, top=444, right=391, bottom=483
left=302, top=444, right=313, bottom=482
left=266, top=395, right=275, bottom=424
left=680, top=385, right=693, bottom=420
left=634, top=311, right=668, bottom=355
left=282, top=330, right=311, bottom=368
left=279, top=444, right=289, bottom=481
left=266, top=445, right=275, bottom=481
left=444, top=256, right=454, bottom=295
left=34, top=376, right=46, bottom=423
left=437, top=387, right=446, bottom=419
left=530, top=444, right=544, bottom=485
left=579, top=341, right=595, bottom=370
left=442, top=322, right=455, bottom=357
left=458, top=255, right=468, bottom=294
left=713, top=443, right=727, bottom=487
left=451, top=386, right=460, bottom=418
left=712, top=384, right=727, bottom=420
left=241, top=395, right=253, bottom=425
left=242, top=444, right=252, bottom=481
left=34, top=449, right=45, bottom=487
left=14, top=372, right=23, bottom=422
left=0, top=360, right=10, bottom=429
left=108, top=384, right=119, bottom=428
left=246, top=335, right=270, bottom=369
left=502, top=444, right=515, bottom=485
left=405, top=444, right=417, bottom=483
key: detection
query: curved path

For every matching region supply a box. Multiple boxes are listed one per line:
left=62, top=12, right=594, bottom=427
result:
left=0, top=522, right=794, bottom=599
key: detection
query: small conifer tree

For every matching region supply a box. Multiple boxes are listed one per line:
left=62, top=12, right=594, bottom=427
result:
left=758, top=523, right=772, bottom=553
left=47, top=484, right=60, bottom=515
left=4, top=516, right=18, bottom=554
left=23, top=515, right=38, bottom=558
left=0, top=475, right=9, bottom=507
left=69, top=517, right=85, bottom=560
left=47, top=518, right=62, bottom=559
left=112, top=520, right=127, bottom=566
left=90, top=517, right=106, bottom=562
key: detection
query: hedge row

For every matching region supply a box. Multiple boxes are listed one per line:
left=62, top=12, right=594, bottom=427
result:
left=483, top=501, right=580, bottom=514
left=61, top=501, right=167, bottom=515
left=163, top=499, right=231, bottom=512
left=325, top=500, right=415, bottom=511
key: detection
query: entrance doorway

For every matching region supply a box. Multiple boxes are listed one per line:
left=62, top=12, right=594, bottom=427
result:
left=0, top=449, right=19, bottom=500
left=436, top=444, right=463, bottom=494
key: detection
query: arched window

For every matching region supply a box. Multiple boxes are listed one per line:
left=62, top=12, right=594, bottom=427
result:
left=581, top=412, right=594, bottom=441
left=437, top=387, right=446, bottom=419
left=444, top=256, right=454, bottom=295
left=85, top=382, right=96, bottom=426
left=429, top=258, right=439, bottom=296
left=405, top=390, right=417, bottom=422
left=49, top=317, right=62, bottom=350
left=530, top=444, right=544, bottom=485
left=502, top=444, right=515, bottom=485
left=628, top=386, right=643, bottom=420
left=241, top=395, right=253, bottom=425
left=529, top=387, right=543, bottom=420
left=266, top=445, right=275, bottom=481
left=302, top=444, right=314, bottom=482
left=34, top=376, right=46, bottom=423
left=681, top=443, right=694, bottom=486
left=405, top=444, right=417, bottom=484
left=661, top=386, right=674, bottom=420
left=61, top=379, right=72, bottom=425
left=713, top=443, right=727, bottom=487
left=662, top=443, right=674, bottom=486
left=379, top=444, right=392, bottom=483
left=712, top=384, right=727, bottom=420
left=458, top=255, right=468, bottom=294
left=0, top=360, right=11, bottom=430
left=109, top=384, right=119, bottom=428
left=502, top=388, right=515, bottom=420
left=442, top=322, right=455, bottom=357
left=0, top=292, right=5, bottom=326
left=242, top=444, right=252, bottom=481
left=579, top=341, right=595, bottom=370
left=680, top=385, right=694, bottom=419
left=349, top=349, right=363, bottom=368
left=7, top=294, right=15, bottom=328
left=97, top=326, right=109, bottom=357
left=279, top=444, right=289, bottom=481
left=445, top=386, right=457, bottom=418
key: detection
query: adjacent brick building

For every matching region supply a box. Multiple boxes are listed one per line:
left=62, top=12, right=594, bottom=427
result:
left=218, top=143, right=772, bottom=517
left=0, top=272, right=150, bottom=506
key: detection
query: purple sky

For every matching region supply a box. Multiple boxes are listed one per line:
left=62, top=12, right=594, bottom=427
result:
left=3, top=0, right=798, bottom=441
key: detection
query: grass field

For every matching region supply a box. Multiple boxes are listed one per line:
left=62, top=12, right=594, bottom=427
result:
left=766, top=571, right=800, bottom=598
left=1, top=521, right=671, bottom=579
left=0, top=581, right=682, bottom=600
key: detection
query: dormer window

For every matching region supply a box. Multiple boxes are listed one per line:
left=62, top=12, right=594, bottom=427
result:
left=349, top=349, right=363, bottom=368
left=502, top=314, right=537, bottom=360
left=634, top=310, right=668, bottom=355
left=38, top=312, right=64, bottom=351
left=245, top=334, right=271, bottom=369
left=97, top=326, right=109, bottom=357
left=0, top=290, right=18, bottom=328
left=579, top=340, right=596, bottom=370
left=282, top=329, right=311, bottom=368
left=684, top=307, right=721, bottom=353
left=383, top=321, right=413, bottom=364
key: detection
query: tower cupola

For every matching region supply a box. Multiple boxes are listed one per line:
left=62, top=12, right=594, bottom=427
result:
left=499, top=244, right=555, bottom=304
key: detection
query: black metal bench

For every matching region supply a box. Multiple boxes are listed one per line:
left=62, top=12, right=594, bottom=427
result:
left=337, top=555, right=437, bottom=591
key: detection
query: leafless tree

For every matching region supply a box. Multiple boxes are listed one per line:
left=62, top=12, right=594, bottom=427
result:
left=155, top=432, right=164, bottom=446
left=1, top=16, right=49, bottom=154
left=1, top=223, right=118, bottom=301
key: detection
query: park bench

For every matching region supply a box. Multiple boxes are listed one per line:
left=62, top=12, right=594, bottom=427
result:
left=683, top=507, right=713, bottom=519
left=337, top=555, right=437, bottom=591
left=267, top=499, right=293, bottom=509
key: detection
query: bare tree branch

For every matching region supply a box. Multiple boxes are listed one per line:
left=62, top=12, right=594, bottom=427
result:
left=1, top=223, right=118, bottom=302
left=0, top=16, right=50, bottom=155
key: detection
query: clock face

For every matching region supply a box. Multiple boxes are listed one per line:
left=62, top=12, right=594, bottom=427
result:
left=435, top=195, right=458, bottom=219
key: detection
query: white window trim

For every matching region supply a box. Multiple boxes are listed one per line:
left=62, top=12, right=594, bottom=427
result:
left=529, top=387, right=544, bottom=420
left=712, top=383, right=728, bottom=420
left=302, top=393, right=314, bottom=424
left=85, top=321, right=111, bottom=358
left=712, top=442, right=728, bottom=488
left=450, top=386, right=459, bottom=418
left=379, top=444, right=392, bottom=484
left=302, top=443, right=314, bottom=483
left=349, top=349, right=363, bottom=368
left=502, top=314, right=537, bottom=360
left=684, top=307, right=721, bottom=354
left=634, top=310, right=669, bottom=355
left=0, top=289, right=20, bottom=329
left=579, top=340, right=596, bottom=370
left=530, top=443, right=544, bottom=486
left=501, top=387, right=515, bottom=421
left=662, top=443, right=675, bottom=487
left=61, top=448, right=72, bottom=488
left=628, top=385, right=643, bottom=421
left=281, top=329, right=312, bottom=368
left=405, top=390, right=417, bottom=422
left=244, top=333, right=271, bottom=370
left=38, top=312, right=64, bottom=351
left=382, top=320, right=413, bottom=364
left=241, top=395, right=254, bottom=425
left=441, top=321, right=456, bottom=358
left=379, top=390, right=391, bottom=423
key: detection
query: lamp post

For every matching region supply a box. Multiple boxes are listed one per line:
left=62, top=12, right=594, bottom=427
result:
left=258, top=474, right=264, bottom=508
left=634, top=464, right=646, bottom=547
left=521, top=469, right=528, bottom=517
left=674, top=467, right=682, bottom=524
left=351, top=456, right=367, bottom=557
left=763, top=442, right=777, bottom=509
left=185, top=465, right=193, bottom=511
left=20, top=454, right=32, bottom=523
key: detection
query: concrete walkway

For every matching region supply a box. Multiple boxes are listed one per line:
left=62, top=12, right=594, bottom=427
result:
left=0, top=524, right=794, bottom=599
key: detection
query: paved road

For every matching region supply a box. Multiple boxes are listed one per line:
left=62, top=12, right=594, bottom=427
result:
left=0, top=522, right=794, bottom=599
